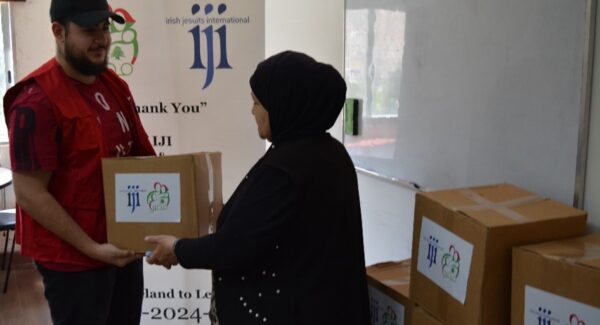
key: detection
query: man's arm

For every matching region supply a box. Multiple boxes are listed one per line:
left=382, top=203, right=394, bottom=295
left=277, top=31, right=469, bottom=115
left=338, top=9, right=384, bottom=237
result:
left=13, top=170, right=140, bottom=267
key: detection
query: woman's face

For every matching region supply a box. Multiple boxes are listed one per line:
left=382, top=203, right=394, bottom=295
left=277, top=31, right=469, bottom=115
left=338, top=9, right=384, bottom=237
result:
left=251, top=92, right=272, bottom=141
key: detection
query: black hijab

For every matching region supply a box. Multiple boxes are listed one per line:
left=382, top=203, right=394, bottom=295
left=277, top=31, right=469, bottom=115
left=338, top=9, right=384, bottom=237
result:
left=249, top=51, right=347, bottom=144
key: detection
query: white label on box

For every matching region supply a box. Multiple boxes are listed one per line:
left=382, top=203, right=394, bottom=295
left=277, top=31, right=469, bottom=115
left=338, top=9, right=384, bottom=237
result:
left=525, top=285, right=600, bottom=325
left=115, top=173, right=181, bottom=223
left=368, top=285, right=406, bottom=325
left=416, top=216, right=474, bottom=304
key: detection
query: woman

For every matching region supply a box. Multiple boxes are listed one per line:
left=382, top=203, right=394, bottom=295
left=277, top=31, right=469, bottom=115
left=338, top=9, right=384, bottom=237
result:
left=146, top=51, right=370, bottom=324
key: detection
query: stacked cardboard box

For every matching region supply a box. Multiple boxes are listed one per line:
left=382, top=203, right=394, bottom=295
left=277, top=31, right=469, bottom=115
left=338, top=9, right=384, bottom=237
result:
left=512, top=233, right=600, bottom=324
left=413, top=306, right=443, bottom=325
left=102, top=152, right=222, bottom=252
left=409, top=183, right=587, bottom=325
left=367, top=260, right=413, bottom=325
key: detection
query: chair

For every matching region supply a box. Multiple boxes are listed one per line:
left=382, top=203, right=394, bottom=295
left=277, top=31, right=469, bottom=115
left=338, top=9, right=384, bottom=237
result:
left=0, top=208, right=15, bottom=293
left=0, top=167, right=15, bottom=293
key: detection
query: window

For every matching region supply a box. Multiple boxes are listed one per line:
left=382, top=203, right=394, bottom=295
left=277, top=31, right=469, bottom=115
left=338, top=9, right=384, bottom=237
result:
left=0, top=3, right=15, bottom=143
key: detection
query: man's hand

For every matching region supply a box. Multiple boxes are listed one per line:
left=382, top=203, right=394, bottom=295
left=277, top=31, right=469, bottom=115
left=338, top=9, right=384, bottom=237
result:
left=145, top=235, right=179, bottom=269
left=87, top=243, right=141, bottom=267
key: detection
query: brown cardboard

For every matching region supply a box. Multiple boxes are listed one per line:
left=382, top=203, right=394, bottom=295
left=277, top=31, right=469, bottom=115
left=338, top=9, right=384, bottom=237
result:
left=409, top=183, right=587, bottom=325
left=102, top=153, right=222, bottom=252
left=367, top=260, right=413, bottom=324
left=512, top=233, right=600, bottom=325
left=412, top=306, right=444, bottom=325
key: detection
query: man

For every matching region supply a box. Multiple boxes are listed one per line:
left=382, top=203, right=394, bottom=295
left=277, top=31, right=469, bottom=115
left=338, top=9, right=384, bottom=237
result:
left=3, top=0, right=155, bottom=324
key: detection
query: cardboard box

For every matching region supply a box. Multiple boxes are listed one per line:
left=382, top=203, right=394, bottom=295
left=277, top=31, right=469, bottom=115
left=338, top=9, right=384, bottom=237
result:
left=413, top=306, right=444, bottom=325
left=512, top=233, right=600, bottom=325
left=409, top=183, right=587, bottom=325
left=102, top=153, right=222, bottom=252
left=367, top=260, right=413, bottom=325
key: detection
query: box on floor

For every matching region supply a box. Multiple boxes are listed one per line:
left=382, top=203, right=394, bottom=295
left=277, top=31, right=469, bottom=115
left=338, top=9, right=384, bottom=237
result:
left=512, top=233, right=600, bottom=325
left=367, top=259, right=413, bottom=325
left=410, top=183, right=586, bottom=325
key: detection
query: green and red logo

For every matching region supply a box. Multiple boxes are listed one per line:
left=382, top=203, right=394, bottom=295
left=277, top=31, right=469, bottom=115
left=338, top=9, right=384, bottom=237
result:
left=109, top=7, right=138, bottom=76
left=147, top=182, right=170, bottom=212
left=441, top=245, right=460, bottom=282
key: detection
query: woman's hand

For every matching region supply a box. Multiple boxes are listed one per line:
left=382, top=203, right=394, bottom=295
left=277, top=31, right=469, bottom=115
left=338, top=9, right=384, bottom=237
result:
left=144, top=235, right=179, bottom=269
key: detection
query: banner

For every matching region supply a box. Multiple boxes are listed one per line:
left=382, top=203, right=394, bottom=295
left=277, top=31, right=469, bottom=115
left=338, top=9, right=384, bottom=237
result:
left=107, top=1, right=265, bottom=324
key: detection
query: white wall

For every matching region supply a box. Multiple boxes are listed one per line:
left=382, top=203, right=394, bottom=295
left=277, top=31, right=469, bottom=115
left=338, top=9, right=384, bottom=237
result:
left=265, top=0, right=344, bottom=138
left=584, top=9, right=600, bottom=233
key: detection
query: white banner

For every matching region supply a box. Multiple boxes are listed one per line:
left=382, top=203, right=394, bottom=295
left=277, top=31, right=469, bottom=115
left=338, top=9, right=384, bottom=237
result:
left=142, top=267, right=213, bottom=324
left=525, top=286, right=600, bottom=325
left=416, top=216, right=474, bottom=304
left=106, top=1, right=265, bottom=324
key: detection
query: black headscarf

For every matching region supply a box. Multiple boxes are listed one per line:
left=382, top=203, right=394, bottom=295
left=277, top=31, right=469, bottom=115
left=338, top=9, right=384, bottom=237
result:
left=249, top=51, right=347, bottom=144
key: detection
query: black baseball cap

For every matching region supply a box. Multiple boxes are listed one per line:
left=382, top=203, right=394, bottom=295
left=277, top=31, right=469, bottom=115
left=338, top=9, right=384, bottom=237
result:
left=50, top=0, right=125, bottom=28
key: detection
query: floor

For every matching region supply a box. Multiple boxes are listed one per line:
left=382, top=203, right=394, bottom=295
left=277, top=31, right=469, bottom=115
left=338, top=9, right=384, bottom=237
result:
left=0, top=231, right=52, bottom=325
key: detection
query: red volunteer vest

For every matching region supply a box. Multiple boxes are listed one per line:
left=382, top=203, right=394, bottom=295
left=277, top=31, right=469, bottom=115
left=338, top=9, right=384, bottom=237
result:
left=3, top=58, right=155, bottom=269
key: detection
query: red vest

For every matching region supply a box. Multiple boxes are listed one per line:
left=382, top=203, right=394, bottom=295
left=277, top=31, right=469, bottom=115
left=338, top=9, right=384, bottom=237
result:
left=3, top=59, right=155, bottom=269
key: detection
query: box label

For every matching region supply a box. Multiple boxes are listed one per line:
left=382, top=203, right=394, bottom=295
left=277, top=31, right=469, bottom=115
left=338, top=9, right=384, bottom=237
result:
left=115, top=173, right=181, bottom=223
left=416, top=216, right=474, bottom=304
left=368, top=285, right=406, bottom=325
left=525, top=285, right=600, bottom=325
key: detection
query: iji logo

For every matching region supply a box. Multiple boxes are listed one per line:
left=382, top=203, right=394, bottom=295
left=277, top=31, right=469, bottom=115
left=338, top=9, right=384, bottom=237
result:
left=126, top=185, right=141, bottom=213
left=569, top=314, right=586, bottom=325
left=441, top=245, right=461, bottom=282
left=108, top=7, right=139, bottom=76
left=534, top=307, right=558, bottom=325
left=369, top=297, right=380, bottom=324
left=189, top=3, right=233, bottom=89
left=426, top=235, right=440, bottom=268
left=147, top=182, right=170, bottom=212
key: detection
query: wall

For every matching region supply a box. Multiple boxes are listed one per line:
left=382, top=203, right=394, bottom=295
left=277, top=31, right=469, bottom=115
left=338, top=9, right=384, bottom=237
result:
left=264, top=0, right=345, bottom=138
left=584, top=8, right=600, bottom=233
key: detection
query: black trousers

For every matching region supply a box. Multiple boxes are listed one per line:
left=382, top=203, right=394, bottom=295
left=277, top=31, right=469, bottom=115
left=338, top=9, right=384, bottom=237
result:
left=36, top=260, right=144, bottom=325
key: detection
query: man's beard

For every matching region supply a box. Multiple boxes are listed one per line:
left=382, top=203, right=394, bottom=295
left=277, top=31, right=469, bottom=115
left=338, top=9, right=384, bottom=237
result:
left=64, top=41, right=108, bottom=76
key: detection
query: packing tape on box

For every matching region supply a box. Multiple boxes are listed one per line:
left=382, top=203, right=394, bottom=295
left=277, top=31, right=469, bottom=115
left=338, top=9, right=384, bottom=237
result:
left=552, top=242, right=600, bottom=264
left=382, top=277, right=410, bottom=287
left=206, top=153, right=215, bottom=234
left=451, top=189, right=545, bottom=222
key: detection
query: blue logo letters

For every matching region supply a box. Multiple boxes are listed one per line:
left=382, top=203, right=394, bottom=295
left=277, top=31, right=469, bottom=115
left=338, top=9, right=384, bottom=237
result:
left=127, top=185, right=141, bottom=213
left=426, top=236, right=439, bottom=268
left=189, top=3, right=232, bottom=89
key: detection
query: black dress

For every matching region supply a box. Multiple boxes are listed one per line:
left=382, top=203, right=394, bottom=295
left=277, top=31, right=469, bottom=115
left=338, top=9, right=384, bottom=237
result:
left=175, top=133, right=370, bottom=325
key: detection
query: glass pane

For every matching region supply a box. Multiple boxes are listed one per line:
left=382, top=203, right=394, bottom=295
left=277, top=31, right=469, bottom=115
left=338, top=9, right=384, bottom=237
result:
left=0, top=3, right=12, bottom=143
